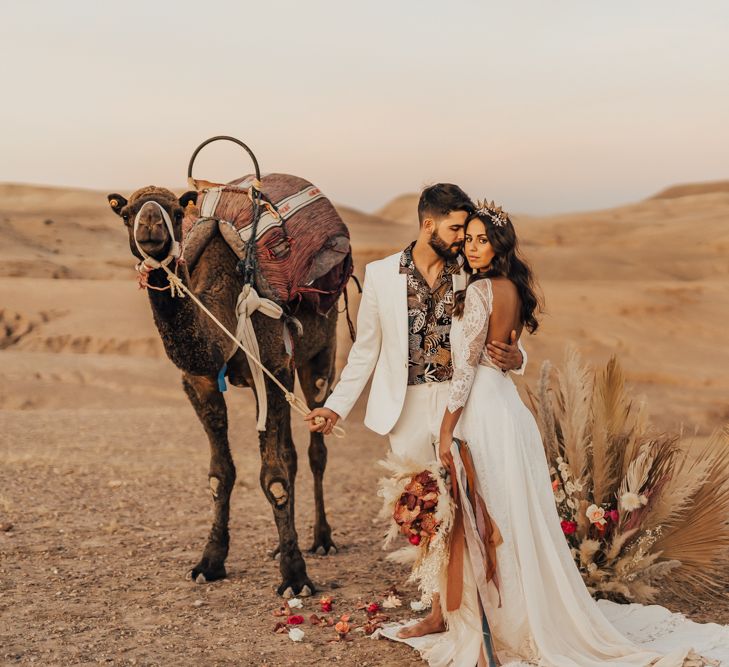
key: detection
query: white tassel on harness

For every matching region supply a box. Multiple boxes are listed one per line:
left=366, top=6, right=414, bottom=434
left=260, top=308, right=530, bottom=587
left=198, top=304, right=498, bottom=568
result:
left=235, top=285, right=284, bottom=431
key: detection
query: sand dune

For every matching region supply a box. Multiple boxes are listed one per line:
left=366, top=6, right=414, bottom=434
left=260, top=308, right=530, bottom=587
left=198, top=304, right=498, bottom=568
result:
left=334, top=203, right=413, bottom=250
left=378, top=191, right=729, bottom=279
left=374, top=193, right=424, bottom=226
left=651, top=180, right=729, bottom=200
left=0, top=183, right=413, bottom=280
left=1, top=180, right=727, bottom=435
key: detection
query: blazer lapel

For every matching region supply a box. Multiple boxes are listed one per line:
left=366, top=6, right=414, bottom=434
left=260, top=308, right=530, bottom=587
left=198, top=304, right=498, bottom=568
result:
left=395, top=269, right=409, bottom=358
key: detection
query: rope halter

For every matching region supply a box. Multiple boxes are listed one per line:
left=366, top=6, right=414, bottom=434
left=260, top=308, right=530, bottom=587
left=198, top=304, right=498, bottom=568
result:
left=133, top=200, right=185, bottom=296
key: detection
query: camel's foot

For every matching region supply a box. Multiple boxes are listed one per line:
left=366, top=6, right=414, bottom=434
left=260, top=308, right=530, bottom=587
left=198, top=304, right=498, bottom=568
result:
left=278, top=576, right=316, bottom=599
left=188, top=557, right=227, bottom=584
left=308, top=526, right=338, bottom=556
left=271, top=546, right=281, bottom=561
left=277, top=553, right=316, bottom=598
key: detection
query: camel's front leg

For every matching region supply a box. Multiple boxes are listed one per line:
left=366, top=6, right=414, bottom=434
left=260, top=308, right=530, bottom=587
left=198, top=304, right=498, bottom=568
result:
left=182, top=373, right=236, bottom=582
left=259, top=369, right=314, bottom=597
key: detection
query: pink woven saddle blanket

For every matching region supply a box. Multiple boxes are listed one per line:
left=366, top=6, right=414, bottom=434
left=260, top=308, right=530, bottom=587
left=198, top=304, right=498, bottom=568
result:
left=183, top=173, right=352, bottom=313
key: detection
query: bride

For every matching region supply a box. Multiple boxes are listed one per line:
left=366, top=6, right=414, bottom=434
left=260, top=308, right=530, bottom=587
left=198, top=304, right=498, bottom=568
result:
left=385, top=201, right=726, bottom=666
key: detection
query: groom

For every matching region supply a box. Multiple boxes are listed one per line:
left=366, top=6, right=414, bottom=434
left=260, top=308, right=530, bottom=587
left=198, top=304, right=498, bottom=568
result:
left=305, top=183, right=526, bottom=636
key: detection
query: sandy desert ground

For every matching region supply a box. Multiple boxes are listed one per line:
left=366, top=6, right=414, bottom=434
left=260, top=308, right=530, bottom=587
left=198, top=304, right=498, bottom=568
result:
left=1, top=180, right=728, bottom=665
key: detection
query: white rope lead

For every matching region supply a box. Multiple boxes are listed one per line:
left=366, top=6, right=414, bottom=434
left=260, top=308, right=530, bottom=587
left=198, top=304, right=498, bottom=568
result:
left=161, top=264, right=345, bottom=438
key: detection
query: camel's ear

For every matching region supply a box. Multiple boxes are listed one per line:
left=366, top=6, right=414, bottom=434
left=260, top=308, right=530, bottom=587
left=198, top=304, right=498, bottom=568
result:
left=107, top=194, right=128, bottom=216
left=179, top=191, right=198, bottom=208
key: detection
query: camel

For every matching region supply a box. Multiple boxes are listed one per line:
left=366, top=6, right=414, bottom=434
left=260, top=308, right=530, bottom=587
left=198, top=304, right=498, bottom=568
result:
left=107, top=185, right=339, bottom=597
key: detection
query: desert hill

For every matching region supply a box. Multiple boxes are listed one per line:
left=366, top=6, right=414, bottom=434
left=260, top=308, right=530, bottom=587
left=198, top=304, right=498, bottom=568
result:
left=651, top=180, right=729, bottom=200
left=1, top=181, right=727, bottom=432
left=378, top=189, right=729, bottom=281
left=0, top=183, right=412, bottom=281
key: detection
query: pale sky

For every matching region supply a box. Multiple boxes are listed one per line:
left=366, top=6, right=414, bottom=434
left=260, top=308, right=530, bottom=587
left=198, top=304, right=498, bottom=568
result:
left=2, top=1, right=728, bottom=214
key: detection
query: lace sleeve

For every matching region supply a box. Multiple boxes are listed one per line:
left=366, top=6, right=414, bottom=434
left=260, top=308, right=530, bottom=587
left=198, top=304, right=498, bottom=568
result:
left=446, top=280, right=493, bottom=413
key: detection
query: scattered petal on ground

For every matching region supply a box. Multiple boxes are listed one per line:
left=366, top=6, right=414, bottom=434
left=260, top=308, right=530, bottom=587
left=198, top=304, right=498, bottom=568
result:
left=288, top=627, right=305, bottom=642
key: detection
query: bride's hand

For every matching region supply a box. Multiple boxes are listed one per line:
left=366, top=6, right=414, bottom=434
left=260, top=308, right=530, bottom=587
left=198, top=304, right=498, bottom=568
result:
left=439, top=434, right=453, bottom=470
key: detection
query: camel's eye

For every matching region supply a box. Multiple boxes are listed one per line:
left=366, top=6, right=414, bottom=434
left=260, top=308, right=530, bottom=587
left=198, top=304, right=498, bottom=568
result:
left=121, top=212, right=130, bottom=225
left=174, top=210, right=183, bottom=221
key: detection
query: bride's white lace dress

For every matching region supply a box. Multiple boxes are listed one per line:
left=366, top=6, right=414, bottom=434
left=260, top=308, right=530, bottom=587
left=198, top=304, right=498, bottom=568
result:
left=383, top=278, right=729, bottom=666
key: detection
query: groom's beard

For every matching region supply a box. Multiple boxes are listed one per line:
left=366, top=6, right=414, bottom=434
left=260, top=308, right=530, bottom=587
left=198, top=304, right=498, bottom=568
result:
left=429, top=231, right=462, bottom=260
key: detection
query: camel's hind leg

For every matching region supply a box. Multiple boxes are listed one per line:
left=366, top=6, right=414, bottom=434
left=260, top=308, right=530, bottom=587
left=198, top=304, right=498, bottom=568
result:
left=259, top=366, right=315, bottom=597
left=182, top=373, right=236, bottom=582
left=297, top=341, right=338, bottom=555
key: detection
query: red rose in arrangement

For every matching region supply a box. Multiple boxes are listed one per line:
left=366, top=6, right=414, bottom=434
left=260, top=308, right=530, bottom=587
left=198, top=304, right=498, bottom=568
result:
left=286, top=615, right=304, bottom=625
left=561, top=520, right=577, bottom=535
left=393, top=471, right=441, bottom=548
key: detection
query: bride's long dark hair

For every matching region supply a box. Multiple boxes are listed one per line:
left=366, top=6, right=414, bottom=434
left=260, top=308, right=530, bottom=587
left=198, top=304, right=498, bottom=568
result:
left=453, top=209, right=542, bottom=333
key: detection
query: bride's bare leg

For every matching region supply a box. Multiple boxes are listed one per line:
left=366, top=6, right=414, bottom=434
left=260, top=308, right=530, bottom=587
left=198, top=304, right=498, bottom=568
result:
left=397, top=593, right=446, bottom=638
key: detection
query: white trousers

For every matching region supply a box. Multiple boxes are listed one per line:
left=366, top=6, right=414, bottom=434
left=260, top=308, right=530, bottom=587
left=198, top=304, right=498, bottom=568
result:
left=388, top=381, right=452, bottom=465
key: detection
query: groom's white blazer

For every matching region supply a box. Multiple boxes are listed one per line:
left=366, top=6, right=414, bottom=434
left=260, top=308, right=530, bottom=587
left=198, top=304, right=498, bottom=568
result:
left=324, top=250, right=527, bottom=435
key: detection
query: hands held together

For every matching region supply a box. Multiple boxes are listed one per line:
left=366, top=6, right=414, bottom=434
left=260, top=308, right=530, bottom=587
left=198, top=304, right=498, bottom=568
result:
left=304, top=407, right=340, bottom=435
left=304, top=331, right=519, bottom=441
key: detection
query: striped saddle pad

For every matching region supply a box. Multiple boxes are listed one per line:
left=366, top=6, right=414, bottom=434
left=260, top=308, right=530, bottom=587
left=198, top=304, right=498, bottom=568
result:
left=185, top=173, right=353, bottom=313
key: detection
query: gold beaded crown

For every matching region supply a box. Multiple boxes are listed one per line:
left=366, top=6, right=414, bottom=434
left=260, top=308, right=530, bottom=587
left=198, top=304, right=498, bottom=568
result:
left=475, top=199, right=509, bottom=227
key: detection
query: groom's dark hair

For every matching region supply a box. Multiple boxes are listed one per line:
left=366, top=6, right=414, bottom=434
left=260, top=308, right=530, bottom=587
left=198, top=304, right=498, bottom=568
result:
left=417, top=183, right=474, bottom=227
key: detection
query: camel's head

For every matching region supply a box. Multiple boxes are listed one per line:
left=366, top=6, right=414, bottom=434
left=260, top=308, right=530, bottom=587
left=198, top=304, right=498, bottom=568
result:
left=107, top=186, right=198, bottom=261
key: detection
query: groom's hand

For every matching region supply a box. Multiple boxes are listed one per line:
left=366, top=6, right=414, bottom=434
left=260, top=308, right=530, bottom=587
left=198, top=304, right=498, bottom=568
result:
left=305, top=407, right=340, bottom=435
left=487, top=330, right=523, bottom=371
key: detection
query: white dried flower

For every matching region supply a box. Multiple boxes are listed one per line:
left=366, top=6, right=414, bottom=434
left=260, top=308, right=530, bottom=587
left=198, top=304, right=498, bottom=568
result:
left=288, top=628, right=305, bottom=642
left=620, top=492, right=648, bottom=512
left=586, top=504, right=607, bottom=526
left=382, top=594, right=402, bottom=609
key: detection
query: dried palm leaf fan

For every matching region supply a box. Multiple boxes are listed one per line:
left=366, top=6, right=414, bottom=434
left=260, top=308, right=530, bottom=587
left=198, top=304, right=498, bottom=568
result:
left=184, top=136, right=356, bottom=320
left=528, top=347, right=729, bottom=605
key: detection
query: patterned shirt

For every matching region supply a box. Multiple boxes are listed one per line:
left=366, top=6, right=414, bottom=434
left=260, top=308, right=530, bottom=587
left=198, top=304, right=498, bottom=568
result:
left=399, top=242, right=461, bottom=385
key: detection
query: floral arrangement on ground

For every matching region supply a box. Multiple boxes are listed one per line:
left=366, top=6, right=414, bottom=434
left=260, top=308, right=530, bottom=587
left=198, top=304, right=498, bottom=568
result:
left=528, top=347, right=729, bottom=604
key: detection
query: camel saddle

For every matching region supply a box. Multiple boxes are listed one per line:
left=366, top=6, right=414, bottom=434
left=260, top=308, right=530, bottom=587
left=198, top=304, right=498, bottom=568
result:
left=182, top=173, right=353, bottom=314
